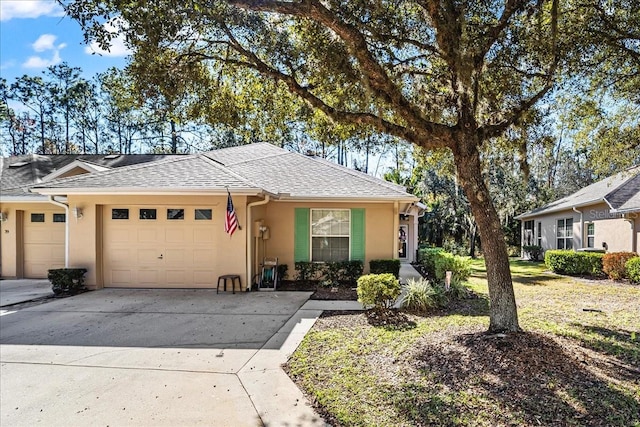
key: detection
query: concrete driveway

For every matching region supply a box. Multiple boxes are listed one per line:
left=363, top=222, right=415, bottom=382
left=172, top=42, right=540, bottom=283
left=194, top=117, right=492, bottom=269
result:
left=0, top=279, right=53, bottom=307
left=0, top=289, right=325, bottom=427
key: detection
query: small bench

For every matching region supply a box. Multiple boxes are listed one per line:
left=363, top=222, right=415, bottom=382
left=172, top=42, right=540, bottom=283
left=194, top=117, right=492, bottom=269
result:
left=217, top=274, right=241, bottom=294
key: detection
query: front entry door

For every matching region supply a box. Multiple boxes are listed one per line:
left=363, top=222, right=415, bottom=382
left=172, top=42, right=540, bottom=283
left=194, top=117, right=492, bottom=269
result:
left=399, top=225, right=408, bottom=259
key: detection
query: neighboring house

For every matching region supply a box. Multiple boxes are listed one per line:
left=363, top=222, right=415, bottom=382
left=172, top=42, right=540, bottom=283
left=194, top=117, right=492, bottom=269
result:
left=0, top=143, right=423, bottom=290
left=516, top=167, right=640, bottom=255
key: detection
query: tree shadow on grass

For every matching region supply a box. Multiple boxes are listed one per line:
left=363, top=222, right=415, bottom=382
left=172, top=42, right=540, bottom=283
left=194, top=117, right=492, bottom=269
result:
left=393, top=332, right=639, bottom=426
left=564, top=323, right=640, bottom=368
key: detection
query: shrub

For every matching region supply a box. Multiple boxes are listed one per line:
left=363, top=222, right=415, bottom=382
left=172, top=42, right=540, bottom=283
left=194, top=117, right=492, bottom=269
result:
left=544, top=250, right=604, bottom=276
left=338, top=260, right=364, bottom=285
left=294, top=261, right=321, bottom=281
left=357, top=273, right=401, bottom=310
left=603, top=252, right=638, bottom=280
left=48, top=268, right=87, bottom=296
left=399, top=278, right=446, bottom=312
left=369, top=259, right=401, bottom=278
left=277, top=264, right=288, bottom=281
left=522, top=245, right=543, bottom=261
left=434, top=252, right=472, bottom=285
left=418, top=247, right=445, bottom=277
left=625, top=257, right=640, bottom=284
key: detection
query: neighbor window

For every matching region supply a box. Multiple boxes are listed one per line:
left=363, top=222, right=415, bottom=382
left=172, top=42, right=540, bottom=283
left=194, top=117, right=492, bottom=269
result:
left=167, top=209, right=184, bottom=220
left=112, top=209, right=129, bottom=220
left=30, top=213, right=45, bottom=223
left=586, top=223, right=595, bottom=248
left=195, top=209, right=212, bottom=220
left=557, top=218, right=573, bottom=249
left=139, top=209, right=157, bottom=220
left=53, top=213, right=66, bottom=223
left=523, top=220, right=534, bottom=246
left=537, top=221, right=542, bottom=246
left=311, top=209, right=350, bottom=262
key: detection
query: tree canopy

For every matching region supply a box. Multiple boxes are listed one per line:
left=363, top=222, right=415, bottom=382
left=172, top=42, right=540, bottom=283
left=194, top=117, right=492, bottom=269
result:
left=57, top=0, right=640, bottom=332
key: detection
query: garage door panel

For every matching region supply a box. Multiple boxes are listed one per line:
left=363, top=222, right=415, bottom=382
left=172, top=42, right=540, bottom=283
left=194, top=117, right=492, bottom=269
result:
left=23, top=210, right=65, bottom=279
left=103, top=205, right=217, bottom=288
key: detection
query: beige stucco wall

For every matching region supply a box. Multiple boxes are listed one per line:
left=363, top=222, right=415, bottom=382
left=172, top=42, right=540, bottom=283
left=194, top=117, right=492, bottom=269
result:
left=522, top=202, right=638, bottom=254
left=260, top=201, right=396, bottom=278
left=65, top=194, right=248, bottom=289
left=0, top=202, right=65, bottom=278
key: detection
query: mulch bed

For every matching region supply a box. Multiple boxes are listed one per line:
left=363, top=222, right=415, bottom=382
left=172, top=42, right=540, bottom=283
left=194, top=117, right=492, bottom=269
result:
left=276, top=280, right=358, bottom=300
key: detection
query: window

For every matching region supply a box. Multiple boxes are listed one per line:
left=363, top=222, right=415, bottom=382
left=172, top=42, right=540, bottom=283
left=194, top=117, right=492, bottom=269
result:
left=139, top=209, right=157, bottom=220
left=537, top=222, right=542, bottom=246
left=557, top=218, right=573, bottom=249
left=523, top=220, right=534, bottom=246
left=53, top=213, right=66, bottom=223
left=586, top=223, right=595, bottom=248
left=195, top=209, right=212, bottom=220
left=311, top=209, right=350, bottom=262
left=167, top=209, right=184, bottom=220
left=30, top=213, right=45, bottom=223
left=112, top=209, right=129, bottom=220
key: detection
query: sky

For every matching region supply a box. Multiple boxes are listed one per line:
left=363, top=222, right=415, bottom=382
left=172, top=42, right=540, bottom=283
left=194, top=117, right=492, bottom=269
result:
left=0, top=0, right=129, bottom=84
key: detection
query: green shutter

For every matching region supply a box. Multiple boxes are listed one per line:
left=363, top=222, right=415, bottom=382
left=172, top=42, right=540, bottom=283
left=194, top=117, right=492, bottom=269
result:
left=294, top=208, right=310, bottom=262
left=350, top=208, right=365, bottom=261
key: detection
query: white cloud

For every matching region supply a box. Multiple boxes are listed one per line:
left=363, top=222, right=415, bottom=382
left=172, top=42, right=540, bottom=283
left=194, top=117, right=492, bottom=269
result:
left=84, top=19, right=132, bottom=57
left=32, top=34, right=57, bottom=52
left=0, top=1, right=64, bottom=21
left=22, top=50, right=62, bottom=68
left=0, top=60, right=16, bottom=70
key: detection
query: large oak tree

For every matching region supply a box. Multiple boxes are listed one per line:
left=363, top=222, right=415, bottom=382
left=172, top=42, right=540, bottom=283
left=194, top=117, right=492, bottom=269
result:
left=61, top=0, right=637, bottom=332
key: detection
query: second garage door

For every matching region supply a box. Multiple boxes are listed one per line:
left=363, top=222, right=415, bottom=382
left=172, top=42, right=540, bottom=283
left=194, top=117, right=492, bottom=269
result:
left=23, top=209, right=65, bottom=278
left=103, top=206, right=218, bottom=288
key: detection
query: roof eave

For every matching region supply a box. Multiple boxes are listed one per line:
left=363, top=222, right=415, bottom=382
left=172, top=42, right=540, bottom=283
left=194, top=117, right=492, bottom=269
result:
left=515, top=198, right=604, bottom=220
left=30, top=187, right=265, bottom=196
left=275, top=195, right=419, bottom=203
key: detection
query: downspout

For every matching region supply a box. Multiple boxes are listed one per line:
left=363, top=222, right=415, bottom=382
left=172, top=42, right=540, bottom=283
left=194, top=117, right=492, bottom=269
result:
left=48, top=196, right=69, bottom=267
left=246, top=194, right=270, bottom=291
left=572, top=207, right=583, bottom=249
left=623, top=216, right=635, bottom=252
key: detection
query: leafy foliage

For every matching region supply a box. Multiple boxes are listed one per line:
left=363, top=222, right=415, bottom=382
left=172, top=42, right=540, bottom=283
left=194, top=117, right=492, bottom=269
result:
left=48, top=268, right=87, bottom=295
left=624, top=257, right=640, bottom=284
left=603, top=252, right=638, bottom=280
left=544, top=250, right=604, bottom=276
left=434, top=252, right=472, bottom=286
left=399, top=278, right=445, bottom=312
left=356, top=273, right=401, bottom=311
left=294, top=260, right=363, bottom=286
left=369, top=259, right=401, bottom=279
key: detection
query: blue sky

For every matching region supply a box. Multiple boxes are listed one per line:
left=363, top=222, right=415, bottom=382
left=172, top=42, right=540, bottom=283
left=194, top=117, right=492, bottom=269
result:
left=1, top=0, right=128, bottom=83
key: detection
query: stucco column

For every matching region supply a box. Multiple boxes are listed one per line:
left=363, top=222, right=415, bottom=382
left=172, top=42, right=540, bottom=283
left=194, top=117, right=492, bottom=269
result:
left=393, top=201, right=399, bottom=259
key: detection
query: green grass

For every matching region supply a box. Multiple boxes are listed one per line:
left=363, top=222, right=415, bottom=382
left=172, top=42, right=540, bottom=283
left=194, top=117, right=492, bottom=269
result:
left=287, top=258, right=640, bottom=427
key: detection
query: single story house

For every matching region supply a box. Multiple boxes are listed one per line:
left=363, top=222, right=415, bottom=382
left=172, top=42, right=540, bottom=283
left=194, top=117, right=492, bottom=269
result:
left=0, top=143, right=424, bottom=290
left=516, top=166, right=640, bottom=255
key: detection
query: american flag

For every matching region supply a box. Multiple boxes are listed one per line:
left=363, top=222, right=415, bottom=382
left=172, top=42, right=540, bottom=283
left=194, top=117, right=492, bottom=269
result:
left=225, top=191, right=239, bottom=236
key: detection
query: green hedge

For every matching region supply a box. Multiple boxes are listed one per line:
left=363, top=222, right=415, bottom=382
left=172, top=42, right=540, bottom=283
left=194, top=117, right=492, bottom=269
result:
left=544, top=250, right=604, bottom=276
left=48, top=268, right=87, bottom=295
left=369, top=259, right=401, bottom=278
left=625, top=257, right=640, bottom=284
left=357, top=273, right=400, bottom=310
left=417, top=247, right=445, bottom=277
left=433, top=252, right=472, bottom=285
left=294, top=260, right=364, bottom=285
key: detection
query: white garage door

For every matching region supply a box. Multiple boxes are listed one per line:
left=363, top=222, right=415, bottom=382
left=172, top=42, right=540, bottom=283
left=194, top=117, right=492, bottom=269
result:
left=103, top=205, right=217, bottom=288
left=23, top=210, right=65, bottom=278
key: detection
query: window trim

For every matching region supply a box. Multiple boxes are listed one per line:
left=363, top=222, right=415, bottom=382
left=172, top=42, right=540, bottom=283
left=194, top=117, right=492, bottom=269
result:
left=586, top=222, right=595, bottom=248
left=53, top=213, right=66, bottom=223
left=30, top=213, right=45, bottom=223
left=167, top=208, right=185, bottom=220
left=556, top=218, right=574, bottom=249
left=139, top=208, right=157, bottom=220
left=195, top=208, right=212, bottom=220
left=111, top=208, right=129, bottom=220
left=310, top=208, right=351, bottom=262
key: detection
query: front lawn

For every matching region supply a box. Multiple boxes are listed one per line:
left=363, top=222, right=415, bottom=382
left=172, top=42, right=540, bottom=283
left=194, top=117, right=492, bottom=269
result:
left=286, top=259, right=640, bottom=426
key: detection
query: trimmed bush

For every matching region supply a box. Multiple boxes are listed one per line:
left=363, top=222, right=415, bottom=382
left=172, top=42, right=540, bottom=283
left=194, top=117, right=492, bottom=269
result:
left=625, top=257, right=640, bottom=284
left=294, top=261, right=321, bottom=281
left=603, top=252, right=638, bottom=280
left=48, top=268, right=87, bottom=296
left=418, top=247, right=445, bottom=277
left=369, top=259, right=401, bottom=278
left=434, top=252, right=472, bottom=285
left=277, top=264, right=288, bottom=281
left=357, top=273, right=400, bottom=310
left=399, top=278, right=446, bottom=312
left=544, top=250, right=604, bottom=276
left=337, top=260, right=364, bottom=285
left=522, top=245, right=543, bottom=261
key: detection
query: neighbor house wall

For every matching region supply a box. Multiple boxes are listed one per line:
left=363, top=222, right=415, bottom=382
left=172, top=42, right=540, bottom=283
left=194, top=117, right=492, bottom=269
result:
left=262, top=201, right=395, bottom=276
left=0, top=202, right=64, bottom=278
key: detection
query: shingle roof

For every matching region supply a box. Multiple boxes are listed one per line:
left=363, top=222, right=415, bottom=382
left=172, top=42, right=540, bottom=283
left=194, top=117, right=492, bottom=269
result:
left=3, top=143, right=416, bottom=201
left=204, top=143, right=414, bottom=200
left=30, top=155, right=257, bottom=192
left=605, top=173, right=640, bottom=212
left=517, top=166, right=640, bottom=218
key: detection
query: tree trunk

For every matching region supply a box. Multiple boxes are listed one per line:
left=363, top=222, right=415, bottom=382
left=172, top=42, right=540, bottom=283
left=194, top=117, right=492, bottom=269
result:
left=453, top=136, right=520, bottom=333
